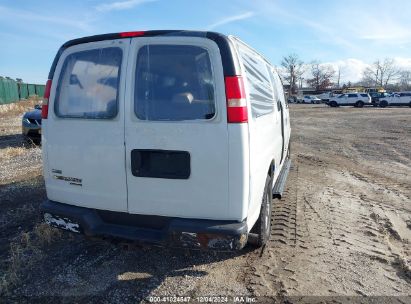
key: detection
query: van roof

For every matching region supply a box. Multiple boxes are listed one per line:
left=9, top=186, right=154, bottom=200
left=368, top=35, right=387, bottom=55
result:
left=48, top=30, right=241, bottom=79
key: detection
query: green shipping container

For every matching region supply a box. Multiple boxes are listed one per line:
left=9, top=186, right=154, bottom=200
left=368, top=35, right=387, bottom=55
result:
left=0, top=78, right=19, bottom=104
left=18, top=83, right=29, bottom=99
left=0, top=77, right=45, bottom=104
left=0, top=79, right=5, bottom=104
left=35, top=85, right=45, bottom=97
left=28, top=84, right=36, bottom=96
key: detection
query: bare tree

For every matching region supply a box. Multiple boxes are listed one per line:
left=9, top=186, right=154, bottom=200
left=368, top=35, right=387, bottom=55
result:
left=380, top=58, right=401, bottom=87
left=306, top=61, right=335, bottom=90
left=398, top=70, right=411, bottom=90
left=281, top=54, right=304, bottom=95
left=362, top=60, right=380, bottom=86
left=361, top=58, right=401, bottom=88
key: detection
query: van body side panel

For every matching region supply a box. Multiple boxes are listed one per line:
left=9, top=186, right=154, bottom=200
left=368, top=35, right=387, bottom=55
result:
left=232, top=39, right=283, bottom=229
left=41, top=120, right=50, bottom=181
left=44, top=39, right=129, bottom=212
left=124, top=37, right=231, bottom=220
left=227, top=124, right=250, bottom=222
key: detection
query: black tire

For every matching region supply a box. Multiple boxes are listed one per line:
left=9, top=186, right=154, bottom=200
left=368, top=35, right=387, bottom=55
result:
left=408, top=101, right=411, bottom=108
left=251, top=175, right=272, bottom=247
left=330, top=101, right=337, bottom=107
left=380, top=100, right=388, bottom=108
left=356, top=101, right=364, bottom=108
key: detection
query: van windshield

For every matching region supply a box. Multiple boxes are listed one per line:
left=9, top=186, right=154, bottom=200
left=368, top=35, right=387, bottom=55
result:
left=134, top=45, right=215, bottom=121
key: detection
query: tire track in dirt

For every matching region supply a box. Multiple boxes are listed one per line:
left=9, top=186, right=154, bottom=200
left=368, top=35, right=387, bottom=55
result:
left=245, top=145, right=411, bottom=297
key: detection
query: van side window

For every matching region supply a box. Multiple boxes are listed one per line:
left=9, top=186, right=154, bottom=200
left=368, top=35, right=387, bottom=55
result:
left=134, top=45, right=215, bottom=121
left=236, top=43, right=274, bottom=118
left=55, top=47, right=122, bottom=119
left=276, top=73, right=287, bottom=109
left=267, top=67, right=278, bottom=111
left=269, top=68, right=286, bottom=111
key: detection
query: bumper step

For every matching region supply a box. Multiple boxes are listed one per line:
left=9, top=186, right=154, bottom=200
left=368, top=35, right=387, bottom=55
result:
left=272, top=157, right=291, bottom=199
left=40, top=200, right=248, bottom=251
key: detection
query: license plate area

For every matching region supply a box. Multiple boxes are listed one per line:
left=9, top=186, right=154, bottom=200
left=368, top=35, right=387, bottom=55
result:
left=44, top=213, right=81, bottom=233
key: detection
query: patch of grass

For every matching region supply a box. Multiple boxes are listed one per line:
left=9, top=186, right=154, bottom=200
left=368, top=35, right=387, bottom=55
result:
left=0, top=98, right=42, bottom=117
left=0, top=147, right=27, bottom=159
left=34, top=223, right=62, bottom=245
left=0, top=224, right=61, bottom=296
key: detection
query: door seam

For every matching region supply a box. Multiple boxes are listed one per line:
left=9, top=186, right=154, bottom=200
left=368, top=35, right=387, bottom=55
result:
left=123, top=38, right=132, bottom=212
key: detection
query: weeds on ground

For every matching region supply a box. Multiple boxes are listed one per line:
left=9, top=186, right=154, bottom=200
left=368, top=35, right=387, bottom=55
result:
left=0, top=223, right=61, bottom=295
left=0, top=204, right=35, bottom=230
left=0, top=147, right=26, bottom=159
left=0, top=97, right=42, bottom=117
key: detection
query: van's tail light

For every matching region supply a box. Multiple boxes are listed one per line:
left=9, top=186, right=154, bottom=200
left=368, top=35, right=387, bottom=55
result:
left=225, top=76, right=248, bottom=123
left=42, top=79, right=52, bottom=119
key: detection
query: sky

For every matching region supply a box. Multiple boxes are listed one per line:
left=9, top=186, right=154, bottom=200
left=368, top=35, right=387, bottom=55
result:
left=1, top=0, right=411, bottom=84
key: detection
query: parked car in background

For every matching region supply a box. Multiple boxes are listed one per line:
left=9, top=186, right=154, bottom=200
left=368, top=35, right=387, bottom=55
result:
left=318, top=92, right=333, bottom=104
left=328, top=93, right=371, bottom=107
left=22, top=104, right=42, bottom=143
left=378, top=92, right=411, bottom=107
left=369, top=92, right=390, bottom=106
left=287, top=96, right=297, bottom=103
left=302, top=95, right=322, bottom=104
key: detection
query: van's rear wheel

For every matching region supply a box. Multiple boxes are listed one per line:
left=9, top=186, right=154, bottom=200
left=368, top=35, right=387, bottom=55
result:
left=380, top=100, right=388, bottom=108
left=250, top=175, right=272, bottom=247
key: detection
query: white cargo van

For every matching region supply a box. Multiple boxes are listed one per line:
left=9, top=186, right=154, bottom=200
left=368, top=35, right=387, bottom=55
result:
left=40, top=30, right=291, bottom=251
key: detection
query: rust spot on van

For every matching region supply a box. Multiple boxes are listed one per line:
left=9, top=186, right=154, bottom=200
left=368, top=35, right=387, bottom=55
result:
left=174, top=232, right=247, bottom=251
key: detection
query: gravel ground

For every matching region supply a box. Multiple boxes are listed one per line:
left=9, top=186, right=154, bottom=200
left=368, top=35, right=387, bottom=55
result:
left=0, top=103, right=410, bottom=303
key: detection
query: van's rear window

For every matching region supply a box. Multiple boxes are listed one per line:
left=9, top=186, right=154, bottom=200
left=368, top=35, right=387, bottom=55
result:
left=54, top=47, right=122, bottom=119
left=134, top=45, right=215, bottom=121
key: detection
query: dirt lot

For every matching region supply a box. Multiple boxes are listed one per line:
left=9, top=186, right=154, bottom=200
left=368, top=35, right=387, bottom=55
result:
left=0, top=103, right=410, bottom=303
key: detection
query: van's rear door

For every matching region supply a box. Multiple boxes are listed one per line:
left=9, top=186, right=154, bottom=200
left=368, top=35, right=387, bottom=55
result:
left=44, top=39, right=129, bottom=212
left=124, top=37, right=230, bottom=219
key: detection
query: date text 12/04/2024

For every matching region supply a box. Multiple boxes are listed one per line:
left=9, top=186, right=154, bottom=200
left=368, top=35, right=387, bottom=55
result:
left=147, top=296, right=257, bottom=303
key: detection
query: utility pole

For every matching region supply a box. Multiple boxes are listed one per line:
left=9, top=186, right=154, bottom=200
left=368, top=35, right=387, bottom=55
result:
left=337, top=68, right=341, bottom=88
